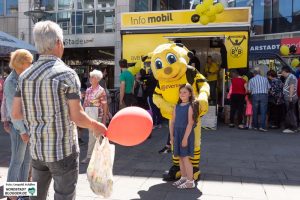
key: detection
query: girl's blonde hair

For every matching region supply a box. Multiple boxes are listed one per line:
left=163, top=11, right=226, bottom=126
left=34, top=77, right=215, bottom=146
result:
left=9, top=49, right=33, bottom=70
left=177, top=83, right=199, bottom=123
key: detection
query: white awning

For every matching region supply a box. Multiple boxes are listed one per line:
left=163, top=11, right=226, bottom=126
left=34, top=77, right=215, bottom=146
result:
left=0, top=31, right=37, bottom=56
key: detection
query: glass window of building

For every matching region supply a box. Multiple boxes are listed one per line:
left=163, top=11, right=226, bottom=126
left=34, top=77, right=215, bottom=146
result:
left=41, top=0, right=55, bottom=11
left=169, top=0, right=183, bottom=10
left=6, top=0, right=18, bottom=16
left=96, top=10, right=114, bottom=32
left=76, top=11, right=84, bottom=34
left=58, top=0, right=75, bottom=10
left=0, top=1, right=4, bottom=16
left=77, top=0, right=95, bottom=9
left=272, top=0, right=292, bottom=33
left=83, top=11, right=95, bottom=33
left=152, top=0, right=168, bottom=11
left=293, top=0, right=300, bottom=31
left=97, top=0, right=115, bottom=9
left=57, top=11, right=73, bottom=34
left=135, top=0, right=149, bottom=12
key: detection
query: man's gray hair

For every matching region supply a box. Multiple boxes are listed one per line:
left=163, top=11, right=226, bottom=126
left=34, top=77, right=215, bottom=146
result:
left=33, top=21, right=63, bottom=54
left=90, top=70, right=103, bottom=80
left=253, top=67, right=261, bottom=75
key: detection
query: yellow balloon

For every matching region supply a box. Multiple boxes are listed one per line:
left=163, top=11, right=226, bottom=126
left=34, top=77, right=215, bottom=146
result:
left=215, top=3, right=224, bottom=14
left=200, top=15, right=209, bottom=25
left=206, top=5, right=217, bottom=17
left=203, top=0, right=214, bottom=7
left=209, top=14, right=216, bottom=22
left=195, top=4, right=206, bottom=15
left=280, top=45, right=290, bottom=56
left=291, top=58, right=300, bottom=68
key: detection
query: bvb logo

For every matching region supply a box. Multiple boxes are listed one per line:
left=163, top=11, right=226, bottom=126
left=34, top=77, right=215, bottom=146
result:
left=228, top=36, right=246, bottom=58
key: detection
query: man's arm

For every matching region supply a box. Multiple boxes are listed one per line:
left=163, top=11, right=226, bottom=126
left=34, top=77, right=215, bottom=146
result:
left=11, top=97, right=23, bottom=120
left=289, top=83, right=295, bottom=102
left=119, top=81, right=125, bottom=105
left=68, top=99, right=107, bottom=136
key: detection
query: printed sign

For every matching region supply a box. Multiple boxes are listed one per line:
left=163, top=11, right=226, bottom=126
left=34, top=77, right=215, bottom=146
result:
left=121, top=8, right=251, bottom=28
left=249, top=39, right=281, bottom=54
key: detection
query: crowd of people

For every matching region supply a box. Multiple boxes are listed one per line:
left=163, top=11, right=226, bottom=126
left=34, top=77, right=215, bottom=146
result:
left=2, top=19, right=300, bottom=199
left=227, top=66, right=299, bottom=133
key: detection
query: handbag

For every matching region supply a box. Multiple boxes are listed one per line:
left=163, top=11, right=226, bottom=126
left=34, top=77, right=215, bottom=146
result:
left=87, top=137, right=115, bottom=198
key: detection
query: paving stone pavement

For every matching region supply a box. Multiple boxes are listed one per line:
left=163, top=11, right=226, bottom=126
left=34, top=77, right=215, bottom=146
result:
left=1, top=123, right=300, bottom=200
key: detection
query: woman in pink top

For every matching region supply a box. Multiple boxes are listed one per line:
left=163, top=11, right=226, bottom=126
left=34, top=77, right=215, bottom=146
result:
left=81, top=70, right=108, bottom=164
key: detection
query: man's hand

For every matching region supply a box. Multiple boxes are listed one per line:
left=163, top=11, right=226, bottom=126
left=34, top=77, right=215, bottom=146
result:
left=92, top=121, right=107, bottom=137
left=119, top=101, right=126, bottom=109
left=21, top=133, right=30, bottom=143
left=3, top=121, right=11, bottom=133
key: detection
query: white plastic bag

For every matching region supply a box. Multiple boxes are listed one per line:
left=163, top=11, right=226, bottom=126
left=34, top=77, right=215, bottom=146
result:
left=87, top=137, right=115, bottom=198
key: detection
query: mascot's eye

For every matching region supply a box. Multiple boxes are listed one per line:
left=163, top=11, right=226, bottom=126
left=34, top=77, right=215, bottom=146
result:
left=155, top=59, right=163, bottom=69
left=166, top=53, right=177, bottom=64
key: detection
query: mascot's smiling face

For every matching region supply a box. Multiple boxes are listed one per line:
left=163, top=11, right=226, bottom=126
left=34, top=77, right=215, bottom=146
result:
left=150, top=43, right=192, bottom=82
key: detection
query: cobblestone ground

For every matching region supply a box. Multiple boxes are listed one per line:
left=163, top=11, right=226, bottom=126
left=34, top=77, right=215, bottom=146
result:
left=1, top=123, right=300, bottom=200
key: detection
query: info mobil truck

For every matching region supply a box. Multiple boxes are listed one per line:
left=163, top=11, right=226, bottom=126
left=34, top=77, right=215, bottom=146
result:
left=120, top=7, right=251, bottom=129
left=120, top=7, right=251, bottom=70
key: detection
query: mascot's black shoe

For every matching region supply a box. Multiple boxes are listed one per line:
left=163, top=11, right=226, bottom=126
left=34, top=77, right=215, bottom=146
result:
left=162, top=165, right=180, bottom=181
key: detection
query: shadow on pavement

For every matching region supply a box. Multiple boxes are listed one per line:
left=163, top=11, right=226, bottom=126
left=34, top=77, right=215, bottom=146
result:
left=131, top=182, right=202, bottom=200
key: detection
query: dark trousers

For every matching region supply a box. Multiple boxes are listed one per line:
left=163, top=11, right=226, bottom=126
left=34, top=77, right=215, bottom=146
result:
left=30, top=152, right=79, bottom=200
left=269, top=102, right=283, bottom=127
left=230, top=94, right=245, bottom=125
left=284, top=101, right=297, bottom=130
left=124, top=93, right=137, bottom=107
left=208, top=80, right=217, bottom=104
left=147, top=96, right=162, bottom=126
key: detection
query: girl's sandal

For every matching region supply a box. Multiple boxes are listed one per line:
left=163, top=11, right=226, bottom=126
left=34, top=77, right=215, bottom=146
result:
left=172, top=177, right=187, bottom=187
left=177, top=180, right=195, bottom=189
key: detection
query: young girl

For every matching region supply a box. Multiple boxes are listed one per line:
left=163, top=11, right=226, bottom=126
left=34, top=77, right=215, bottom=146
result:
left=245, top=94, right=253, bottom=129
left=170, top=83, right=199, bottom=189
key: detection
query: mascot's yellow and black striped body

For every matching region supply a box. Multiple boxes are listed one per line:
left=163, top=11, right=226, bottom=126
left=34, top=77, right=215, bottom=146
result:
left=150, top=43, right=210, bottom=180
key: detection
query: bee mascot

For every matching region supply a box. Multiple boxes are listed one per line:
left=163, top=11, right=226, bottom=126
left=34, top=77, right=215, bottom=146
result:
left=150, top=43, right=210, bottom=181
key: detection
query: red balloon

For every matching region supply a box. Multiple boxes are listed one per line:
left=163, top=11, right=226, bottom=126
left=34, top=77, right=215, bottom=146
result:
left=106, top=107, right=153, bottom=146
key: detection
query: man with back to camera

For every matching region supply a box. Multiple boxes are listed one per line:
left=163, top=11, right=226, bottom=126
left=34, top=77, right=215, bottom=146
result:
left=119, top=59, right=136, bottom=108
left=188, top=49, right=201, bottom=72
left=11, top=21, right=107, bottom=200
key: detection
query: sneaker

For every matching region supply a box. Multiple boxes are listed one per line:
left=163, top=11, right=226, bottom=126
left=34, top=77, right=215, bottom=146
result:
left=80, top=157, right=90, bottom=164
left=229, top=123, right=235, bottom=128
left=158, top=146, right=171, bottom=154
left=283, top=129, right=295, bottom=133
left=259, top=128, right=268, bottom=132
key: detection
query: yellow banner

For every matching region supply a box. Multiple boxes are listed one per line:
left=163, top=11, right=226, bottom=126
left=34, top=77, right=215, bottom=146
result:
left=121, top=8, right=250, bottom=28
left=122, top=31, right=248, bottom=69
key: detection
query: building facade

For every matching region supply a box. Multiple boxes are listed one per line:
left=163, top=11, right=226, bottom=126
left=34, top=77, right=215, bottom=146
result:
left=1, top=0, right=300, bottom=86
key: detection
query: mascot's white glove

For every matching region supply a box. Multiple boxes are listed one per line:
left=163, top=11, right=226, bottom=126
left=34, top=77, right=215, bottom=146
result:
left=196, top=92, right=209, bottom=117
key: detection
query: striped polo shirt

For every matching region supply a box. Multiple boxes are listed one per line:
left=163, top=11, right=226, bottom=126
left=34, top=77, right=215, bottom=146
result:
left=248, top=74, right=270, bottom=95
left=15, top=55, right=81, bottom=162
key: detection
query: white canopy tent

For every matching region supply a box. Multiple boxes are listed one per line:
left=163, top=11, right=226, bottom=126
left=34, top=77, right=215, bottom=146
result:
left=0, top=31, right=37, bottom=56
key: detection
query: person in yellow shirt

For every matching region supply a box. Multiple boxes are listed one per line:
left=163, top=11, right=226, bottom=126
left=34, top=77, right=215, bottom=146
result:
left=204, top=56, right=219, bottom=104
